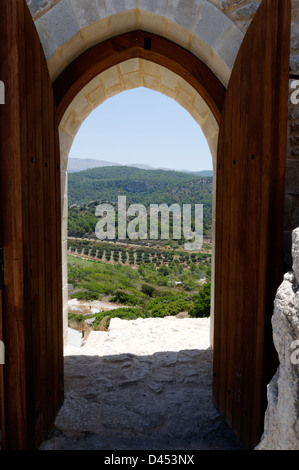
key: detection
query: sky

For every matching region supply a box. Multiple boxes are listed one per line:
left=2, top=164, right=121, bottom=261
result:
left=69, top=87, right=213, bottom=172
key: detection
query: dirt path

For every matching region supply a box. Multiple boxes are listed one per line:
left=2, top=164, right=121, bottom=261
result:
left=40, top=317, right=243, bottom=451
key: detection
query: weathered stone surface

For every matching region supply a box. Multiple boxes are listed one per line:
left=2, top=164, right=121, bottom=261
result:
left=256, top=228, right=299, bottom=450
left=233, top=2, right=260, bottom=21
left=40, top=317, right=243, bottom=450
left=218, top=0, right=244, bottom=10
left=285, top=160, right=299, bottom=195
left=27, top=0, right=56, bottom=18
left=290, top=54, right=299, bottom=73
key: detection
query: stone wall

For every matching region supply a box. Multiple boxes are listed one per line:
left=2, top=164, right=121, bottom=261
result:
left=256, top=228, right=299, bottom=450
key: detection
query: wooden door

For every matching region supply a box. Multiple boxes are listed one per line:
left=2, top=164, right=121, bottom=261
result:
left=0, top=0, right=63, bottom=449
left=213, top=0, right=291, bottom=450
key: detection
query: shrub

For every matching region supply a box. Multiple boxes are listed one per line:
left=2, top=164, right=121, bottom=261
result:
left=189, top=282, right=211, bottom=318
left=141, top=283, right=156, bottom=297
left=110, top=290, right=138, bottom=305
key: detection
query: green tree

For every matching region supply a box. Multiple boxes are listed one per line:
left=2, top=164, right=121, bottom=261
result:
left=189, top=282, right=211, bottom=318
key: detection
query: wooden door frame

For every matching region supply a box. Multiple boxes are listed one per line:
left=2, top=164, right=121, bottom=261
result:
left=0, top=0, right=63, bottom=450
left=213, top=0, right=291, bottom=450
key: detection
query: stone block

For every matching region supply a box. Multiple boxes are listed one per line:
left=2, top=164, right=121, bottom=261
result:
left=69, top=92, right=93, bottom=122
left=215, top=24, right=244, bottom=70
left=109, top=10, right=138, bottom=36
left=105, top=83, right=123, bottom=98
left=189, top=34, right=213, bottom=67
left=142, top=73, right=161, bottom=91
left=286, top=159, right=299, bottom=195
left=39, top=0, right=80, bottom=48
left=59, top=128, right=74, bottom=156
left=218, top=0, right=244, bottom=10
left=82, top=75, right=102, bottom=95
left=27, top=0, right=56, bottom=19
left=122, top=70, right=142, bottom=90
left=160, top=84, right=176, bottom=100
left=201, top=111, right=219, bottom=139
left=233, top=2, right=260, bottom=21
left=194, top=1, right=233, bottom=48
left=290, top=54, right=299, bottom=74
left=46, top=48, right=66, bottom=81
left=161, top=67, right=179, bottom=91
left=119, top=58, right=140, bottom=74
left=167, top=0, right=203, bottom=31
left=207, top=50, right=231, bottom=87
left=142, top=60, right=161, bottom=77
left=80, top=17, right=111, bottom=48
left=162, top=17, right=193, bottom=50
left=35, top=19, right=56, bottom=59
left=70, top=0, right=107, bottom=28
left=137, top=9, right=164, bottom=36
left=60, top=169, right=68, bottom=200
left=62, top=261, right=68, bottom=288
left=60, top=109, right=82, bottom=137
left=60, top=31, right=86, bottom=68
left=192, top=94, right=210, bottom=121
left=105, top=0, right=137, bottom=16
left=137, top=0, right=168, bottom=15
left=61, top=240, right=68, bottom=265
left=175, top=85, right=195, bottom=110
left=86, top=84, right=107, bottom=108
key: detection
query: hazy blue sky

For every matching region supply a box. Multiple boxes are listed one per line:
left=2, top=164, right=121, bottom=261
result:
left=69, top=87, right=213, bottom=172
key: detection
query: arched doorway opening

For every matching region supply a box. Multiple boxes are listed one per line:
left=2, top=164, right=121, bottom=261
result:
left=54, top=31, right=225, bottom=346
left=56, top=87, right=234, bottom=451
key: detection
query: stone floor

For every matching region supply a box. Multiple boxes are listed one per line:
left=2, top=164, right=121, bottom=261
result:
left=40, top=317, right=243, bottom=451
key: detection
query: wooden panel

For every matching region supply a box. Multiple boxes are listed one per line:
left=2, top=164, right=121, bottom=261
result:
left=53, top=30, right=225, bottom=125
left=213, top=0, right=291, bottom=450
left=0, top=0, right=63, bottom=449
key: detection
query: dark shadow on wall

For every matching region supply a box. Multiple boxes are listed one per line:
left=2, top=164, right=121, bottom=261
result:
left=39, top=348, right=243, bottom=450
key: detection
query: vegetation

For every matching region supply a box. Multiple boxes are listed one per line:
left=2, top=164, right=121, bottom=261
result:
left=67, top=165, right=213, bottom=332
left=67, top=254, right=211, bottom=330
left=67, top=166, right=213, bottom=239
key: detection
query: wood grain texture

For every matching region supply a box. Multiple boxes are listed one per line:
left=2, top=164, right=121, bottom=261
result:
left=0, top=0, right=63, bottom=449
left=213, top=0, right=291, bottom=450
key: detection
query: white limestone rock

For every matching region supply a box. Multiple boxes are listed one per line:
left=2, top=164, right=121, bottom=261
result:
left=256, top=228, right=299, bottom=450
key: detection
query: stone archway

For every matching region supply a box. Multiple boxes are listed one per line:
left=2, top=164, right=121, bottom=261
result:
left=28, top=0, right=244, bottom=86
left=27, top=0, right=299, bottom=280
left=27, top=1, right=244, bottom=346
left=53, top=30, right=225, bottom=346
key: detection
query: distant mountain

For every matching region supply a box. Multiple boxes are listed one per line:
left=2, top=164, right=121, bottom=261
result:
left=68, top=158, right=213, bottom=177
left=68, top=164, right=213, bottom=217
left=68, top=165, right=213, bottom=238
left=67, top=158, right=121, bottom=172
